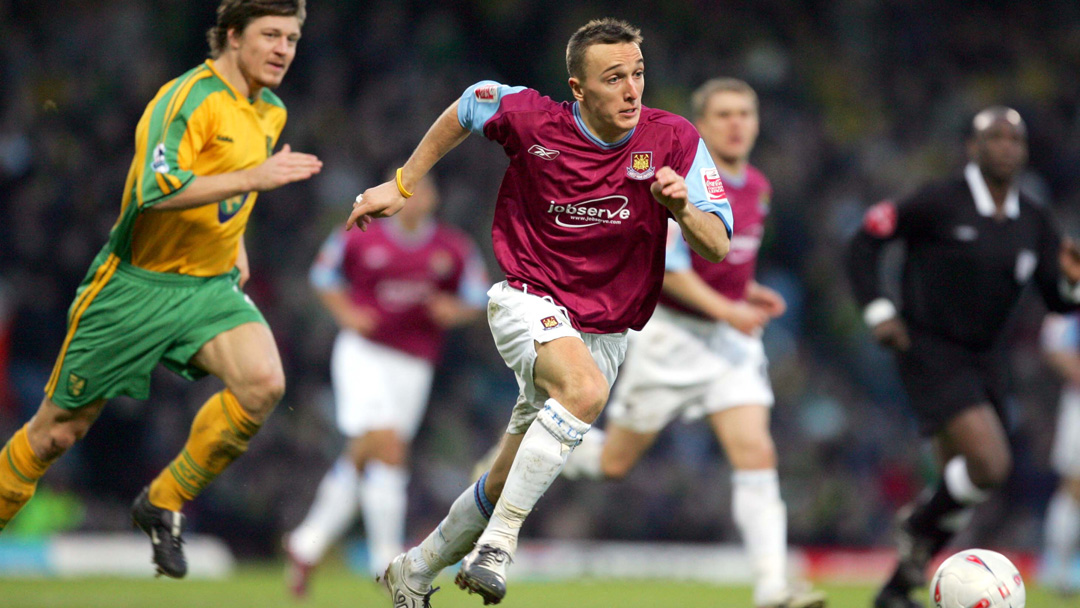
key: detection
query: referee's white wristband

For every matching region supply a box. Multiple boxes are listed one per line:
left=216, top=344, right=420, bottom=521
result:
left=863, top=298, right=898, bottom=327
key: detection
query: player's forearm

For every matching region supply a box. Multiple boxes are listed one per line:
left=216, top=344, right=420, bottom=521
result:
left=662, top=270, right=735, bottom=322
left=149, top=171, right=254, bottom=211
left=672, top=206, right=730, bottom=263
left=398, top=101, right=470, bottom=192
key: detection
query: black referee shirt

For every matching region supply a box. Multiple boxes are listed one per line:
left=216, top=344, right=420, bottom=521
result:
left=848, top=167, right=1077, bottom=351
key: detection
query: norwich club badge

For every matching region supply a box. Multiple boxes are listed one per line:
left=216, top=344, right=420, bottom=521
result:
left=626, top=151, right=655, bottom=180
left=67, top=372, right=87, bottom=398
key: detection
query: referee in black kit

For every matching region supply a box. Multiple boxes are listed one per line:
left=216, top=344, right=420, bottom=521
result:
left=848, top=106, right=1080, bottom=608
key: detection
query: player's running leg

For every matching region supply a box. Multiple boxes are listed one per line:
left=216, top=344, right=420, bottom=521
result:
left=711, top=405, right=825, bottom=608
left=285, top=454, right=362, bottom=597
left=456, top=336, right=604, bottom=604
left=138, top=322, right=285, bottom=578
left=560, top=424, right=658, bottom=481
left=0, top=397, right=105, bottom=532
left=875, top=404, right=1010, bottom=608
left=1044, top=478, right=1080, bottom=594
left=358, top=429, right=410, bottom=577
left=385, top=434, right=523, bottom=606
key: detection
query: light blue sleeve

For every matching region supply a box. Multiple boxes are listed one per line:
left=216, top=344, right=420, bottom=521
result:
left=683, top=139, right=734, bottom=237
left=309, top=230, right=347, bottom=290
left=457, top=247, right=491, bottom=309
left=665, top=219, right=692, bottom=272
left=457, top=80, right=527, bottom=135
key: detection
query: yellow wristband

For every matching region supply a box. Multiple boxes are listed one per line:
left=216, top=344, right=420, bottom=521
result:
left=396, top=168, right=414, bottom=198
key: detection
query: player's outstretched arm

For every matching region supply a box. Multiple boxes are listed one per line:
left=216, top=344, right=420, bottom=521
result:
left=151, top=144, right=322, bottom=211
left=651, top=166, right=730, bottom=262
left=663, top=270, right=768, bottom=335
left=347, top=101, right=470, bottom=231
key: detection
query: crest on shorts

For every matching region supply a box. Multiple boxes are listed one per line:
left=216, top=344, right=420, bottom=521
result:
left=626, top=152, right=655, bottom=180
left=540, top=316, right=562, bottom=330
left=67, top=373, right=86, bottom=398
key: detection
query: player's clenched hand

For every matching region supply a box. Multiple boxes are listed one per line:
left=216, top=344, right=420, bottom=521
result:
left=426, top=292, right=464, bottom=329
left=346, top=180, right=406, bottom=231
left=246, top=144, right=322, bottom=191
left=872, top=317, right=911, bottom=352
left=745, top=281, right=787, bottom=318
left=1060, top=238, right=1080, bottom=284
left=725, top=301, right=770, bottom=336
left=650, top=166, right=689, bottom=213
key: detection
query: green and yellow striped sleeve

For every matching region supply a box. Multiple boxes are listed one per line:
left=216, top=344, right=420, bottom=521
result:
left=136, top=65, right=219, bottom=208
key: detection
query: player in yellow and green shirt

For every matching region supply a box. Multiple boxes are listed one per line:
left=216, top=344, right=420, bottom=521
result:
left=0, top=0, right=321, bottom=578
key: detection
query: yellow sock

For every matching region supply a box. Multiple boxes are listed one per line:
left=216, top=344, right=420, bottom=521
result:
left=0, top=426, right=50, bottom=532
left=149, top=390, right=261, bottom=511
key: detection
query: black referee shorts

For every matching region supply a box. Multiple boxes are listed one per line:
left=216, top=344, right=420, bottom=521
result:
left=895, top=330, right=1010, bottom=436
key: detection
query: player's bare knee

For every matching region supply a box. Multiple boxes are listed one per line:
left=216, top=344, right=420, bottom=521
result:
left=968, top=451, right=1012, bottom=489
left=599, top=454, right=633, bottom=480
left=371, top=435, right=408, bottom=468
left=237, top=368, right=286, bottom=419
left=563, top=375, right=609, bottom=423
left=730, top=434, right=777, bottom=470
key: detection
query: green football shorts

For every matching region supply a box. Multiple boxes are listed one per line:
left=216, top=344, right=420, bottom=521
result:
left=45, top=254, right=267, bottom=409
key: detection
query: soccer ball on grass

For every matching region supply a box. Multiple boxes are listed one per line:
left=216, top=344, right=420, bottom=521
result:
left=929, top=549, right=1025, bottom=608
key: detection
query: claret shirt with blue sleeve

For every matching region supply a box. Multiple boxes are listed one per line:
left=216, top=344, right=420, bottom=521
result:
left=457, top=80, right=733, bottom=334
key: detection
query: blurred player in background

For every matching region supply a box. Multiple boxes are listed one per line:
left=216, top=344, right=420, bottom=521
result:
left=555, top=78, right=824, bottom=608
left=284, top=174, right=488, bottom=597
left=347, top=18, right=732, bottom=606
left=0, top=0, right=321, bottom=579
left=1040, top=312, right=1080, bottom=595
left=847, top=107, right=1080, bottom=608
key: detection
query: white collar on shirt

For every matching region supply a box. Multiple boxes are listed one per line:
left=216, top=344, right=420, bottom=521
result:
left=964, top=162, right=1019, bottom=219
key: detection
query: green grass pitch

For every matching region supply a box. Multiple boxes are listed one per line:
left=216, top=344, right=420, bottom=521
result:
left=0, top=563, right=1070, bottom=608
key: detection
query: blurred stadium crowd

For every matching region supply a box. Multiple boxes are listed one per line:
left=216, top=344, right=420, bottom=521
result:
left=3, top=0, right=1080, bottom=557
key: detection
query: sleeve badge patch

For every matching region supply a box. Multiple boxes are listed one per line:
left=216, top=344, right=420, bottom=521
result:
left=151, top=143, right=170, bottom=174
left=701, top=167, right=726, bottom=201
left=540, top=315, right=562, bottom=330
left=474, top=84, right=499, bottom=103
left=862, top=200, right=898, bottom=238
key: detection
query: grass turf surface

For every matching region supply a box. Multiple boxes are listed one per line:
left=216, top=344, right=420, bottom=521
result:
left=0, top=563, right=1070, bottom=608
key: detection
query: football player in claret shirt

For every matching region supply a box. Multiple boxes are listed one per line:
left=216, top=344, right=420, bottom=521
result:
left=847, top=107, right=1080, bottom=608
left=0, top=0, right=321, bottom=579
left=284, top=174, right=488, bottom=597
left=347, top=18, right=732, bottom=607
left=556, top=78, right=824, bottom=608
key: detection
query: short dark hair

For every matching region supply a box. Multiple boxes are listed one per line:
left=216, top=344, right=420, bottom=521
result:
left=566, top=18, right=643, bottom=79
left=690, top=78, right=758, bottom=121
left=207, top=0, right=307, bottom=58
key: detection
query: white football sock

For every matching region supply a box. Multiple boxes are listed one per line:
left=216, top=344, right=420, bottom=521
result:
left=943, top=456, right=990, bottom=505
left=1045, top=488, right=1080, bottom=585
left=288, top=457, right=361, bottom=565
left=405, top=473, right=494, bottom=590
left=561, top=427, right=605, bottom=481
left=360, top=460, right=408, bottom=577
left=478, top=399, right=590, bottom=555
left=732, top=469, right=788, bottom=606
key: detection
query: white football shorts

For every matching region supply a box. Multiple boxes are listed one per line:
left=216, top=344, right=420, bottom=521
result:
left=486, top=281, right=627, bottom=434
left=1052, top=388, right=1080, bottom=477
left=606, top=305, right=774, bottom=434
left=331, top=329, right=435, bottom=439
